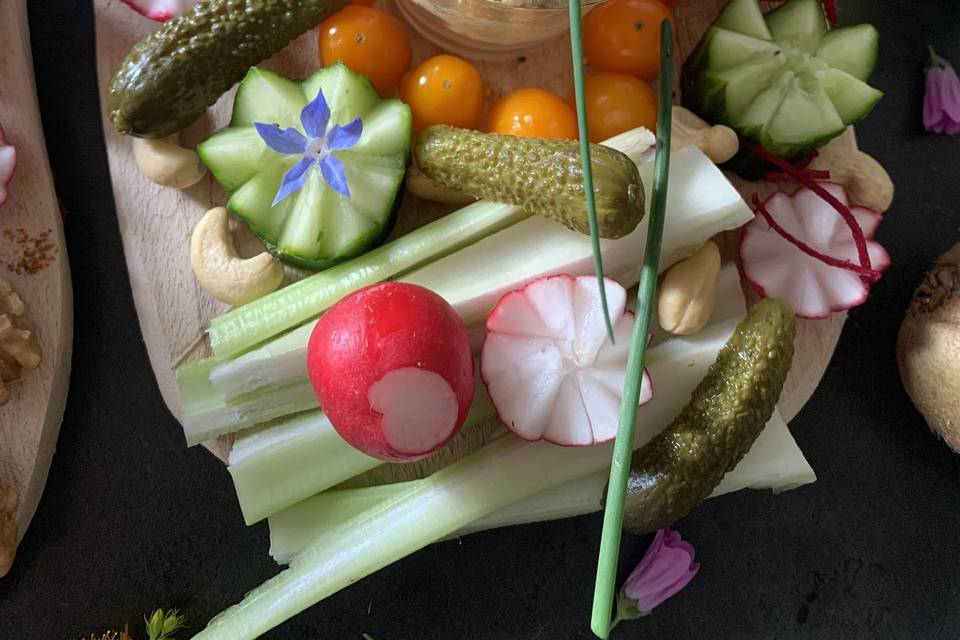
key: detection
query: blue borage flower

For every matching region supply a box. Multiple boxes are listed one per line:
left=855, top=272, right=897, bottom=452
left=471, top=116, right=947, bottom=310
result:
left=254, top=89, right=363, bottom=205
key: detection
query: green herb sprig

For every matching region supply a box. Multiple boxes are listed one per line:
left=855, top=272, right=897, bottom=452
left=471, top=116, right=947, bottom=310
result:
left=590, top=19, right=674, bottom=640
left=568, top=0, right=615, bottom=341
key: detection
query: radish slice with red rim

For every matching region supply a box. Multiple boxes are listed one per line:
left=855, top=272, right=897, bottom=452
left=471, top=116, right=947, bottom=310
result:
left=119, top=0, right=199, bottom=21
left=0, top=125, right=15, bottom=209
left=740, top=182, right=890, bottom=319
left=480, top=274, right=652, bottom=446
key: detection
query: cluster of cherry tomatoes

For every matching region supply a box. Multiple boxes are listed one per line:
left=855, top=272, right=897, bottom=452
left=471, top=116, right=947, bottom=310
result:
left=318, top=0, right=674, bottom=143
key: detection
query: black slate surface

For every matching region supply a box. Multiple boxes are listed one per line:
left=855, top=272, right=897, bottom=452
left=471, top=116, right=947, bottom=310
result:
left=1, top=1, right=959, bottom=638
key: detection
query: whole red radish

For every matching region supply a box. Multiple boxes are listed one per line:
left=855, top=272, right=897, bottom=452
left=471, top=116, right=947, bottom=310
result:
left=307, top=282, right=474, bottom=462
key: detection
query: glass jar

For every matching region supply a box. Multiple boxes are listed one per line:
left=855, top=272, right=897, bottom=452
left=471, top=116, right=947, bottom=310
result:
left=394, top=0, right=604, bottom=61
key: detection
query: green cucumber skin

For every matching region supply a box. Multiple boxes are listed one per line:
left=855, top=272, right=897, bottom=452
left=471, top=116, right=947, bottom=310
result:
left=108, top=0, right=349, bottom=138
left=414, top=126, right=645, bottom=239
left=620, top=298, right=796, bottom=534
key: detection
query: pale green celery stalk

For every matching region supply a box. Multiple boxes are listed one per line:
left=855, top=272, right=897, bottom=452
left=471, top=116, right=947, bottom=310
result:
left=202, top=143, right=746, bottom=404
left=182, top=380, right=317, bottom=447
left=268, top=411, right=816, bottom=562
left=205, top=128, right=656, bottom=360
left=208, top=199, right=531, bottom=359
left=230, top=375, right=497, bottom=525
left=194, top=434, right=622, bottom=640
left=208, top=323, right=314, bottom=399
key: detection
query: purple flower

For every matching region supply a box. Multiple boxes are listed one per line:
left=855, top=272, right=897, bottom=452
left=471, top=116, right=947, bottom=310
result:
left=611, top=529, right=699, bottom=628
left=924, top=47, right=960, bottom=135
left=255, top=89, right=363, bottom=205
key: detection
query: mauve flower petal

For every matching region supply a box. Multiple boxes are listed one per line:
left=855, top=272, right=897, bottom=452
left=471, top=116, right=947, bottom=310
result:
left=924, top=61, right=960, bottom=134
left=621, top=529, right=699, bottom=611
left=301, top=89, right=331, bottom=138
left=255, top=123, right=307, bottom=155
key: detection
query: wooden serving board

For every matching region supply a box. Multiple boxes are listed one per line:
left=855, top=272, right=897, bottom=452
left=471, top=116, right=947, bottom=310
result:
left=0, top=0, right=74, bottom=548
left=93, top=0, right=847, bottom=465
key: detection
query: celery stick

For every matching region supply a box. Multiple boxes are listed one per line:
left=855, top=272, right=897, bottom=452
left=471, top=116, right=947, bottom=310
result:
left=195, top=434, right=616, bottom=640
left=228, top=410, right=379, bottom=525
left=208, top=199, right=531, bottom=358
left=200, top=146, right=751, bottom=405
left=268, top=411, right=815, bottom=561
left=182, top=380, right=317, bottom=447
left=206, top=128, right=656, bottom=359
left=230, top=376, right=497, bottom=524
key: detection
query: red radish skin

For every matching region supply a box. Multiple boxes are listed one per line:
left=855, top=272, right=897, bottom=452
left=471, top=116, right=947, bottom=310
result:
left=119, top=0, right=199, bottom=21
left=481, top=274, right=652, bottom=446
left=740, top=183, right=890, bottom=319
left=0, top=125, right=15, bottom=209
left=307, top=282, right=474, bottom=462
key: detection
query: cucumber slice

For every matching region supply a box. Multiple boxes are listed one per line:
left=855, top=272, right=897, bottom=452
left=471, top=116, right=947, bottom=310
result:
left=701, top=27, right=782, bottom=71
left=232, top=68, right=307, bottom=128
left=227, top=158, right=296, bottom=241
left=817, top=67, right=884, bottom=124
left=816, top=24, right=879, bottom=81
left=681, top=0, right=883, bottom=165
left=709, top=54, right=787, bottom=118
left=734, top=71, right=793, bottom=136
left=765, top=85, right=845, bottom=157
left=765, top=0, right=827, bottom=53
left=301, top=64, right=381, bottom=126
left=199, top=127, right=272, bottom=192
left=714, top=0, right=772, bottom=40
left=202, top=63, right=412, bottom=271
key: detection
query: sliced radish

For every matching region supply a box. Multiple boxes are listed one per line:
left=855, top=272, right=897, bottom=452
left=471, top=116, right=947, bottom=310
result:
left=120, top=0, right=199, bottom=21
left=307, top=282, right=475, bottom=462
left=740, top=182, right=890, bottom=319
left=0, top=125, right=15, bottom=209
left=480, top=274, right=652, bottom=446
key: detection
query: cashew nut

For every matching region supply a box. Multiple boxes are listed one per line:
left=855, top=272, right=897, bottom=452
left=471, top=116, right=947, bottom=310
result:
left=658, top=241, right=721, bottom=335
left=671, top=106, right=740, bottom=164
left=132, top=133, right=207, bottom=189
left=190, top=207, right=284, bottom=306
left=808, top=146, right=894, bottom=213
left=405, top=162, right=476, bottom=205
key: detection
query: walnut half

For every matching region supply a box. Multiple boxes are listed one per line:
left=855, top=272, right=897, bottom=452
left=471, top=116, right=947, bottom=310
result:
left=0, top=277, right=41, bottom=406
left=0, top=483, right=17, bottom=577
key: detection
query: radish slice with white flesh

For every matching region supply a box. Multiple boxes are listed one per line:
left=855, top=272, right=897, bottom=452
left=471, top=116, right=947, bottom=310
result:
left=307, top=282, right=475, bottom=463
left=481, top=274, right=652, bottom=446
left=0, top=125, right=15, bottom=209
left=740, top=182, right=890, bottom=319
left=120, top=0, right=198, bottom=21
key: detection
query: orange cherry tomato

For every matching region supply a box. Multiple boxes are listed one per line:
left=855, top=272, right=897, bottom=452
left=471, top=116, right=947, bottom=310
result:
left=582, top=0, right=672, bottom=80
left=574, top=72, right=657, bottom=142
left=400, top=55, right=486, bottom=132
left=485, top=88, right=578, bottom=140
left=318, top=6, right=412, bottom=94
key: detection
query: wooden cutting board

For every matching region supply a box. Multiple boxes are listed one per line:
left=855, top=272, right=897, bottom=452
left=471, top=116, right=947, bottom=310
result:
left=0, top=0, right=73, bottom=549
left=93, top=0, right=847, bottom=464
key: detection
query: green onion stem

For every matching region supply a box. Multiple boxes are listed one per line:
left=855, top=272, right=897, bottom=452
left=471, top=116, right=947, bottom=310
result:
left=568, top=0, right=614, bottom=341
left=590, top=19, right=673, bottom=640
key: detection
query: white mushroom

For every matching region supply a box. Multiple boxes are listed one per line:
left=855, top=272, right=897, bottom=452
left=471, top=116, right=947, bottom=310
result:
left=190, top=207, right=284, bottom=307
left=132, top=133, right=207, bottom=189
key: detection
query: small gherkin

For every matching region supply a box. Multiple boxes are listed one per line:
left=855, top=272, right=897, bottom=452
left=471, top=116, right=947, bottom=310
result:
left=108, top=0, right=349, bottom=138
left=620, top=297, right=797, bottom=534
left=414, top=126, right=645, bottom=239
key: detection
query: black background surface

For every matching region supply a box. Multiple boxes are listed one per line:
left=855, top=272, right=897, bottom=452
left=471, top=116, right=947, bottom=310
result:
left=2, top=1, right=959, bottom=638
